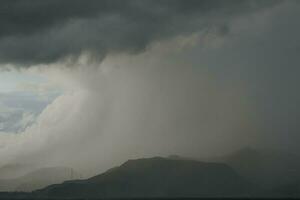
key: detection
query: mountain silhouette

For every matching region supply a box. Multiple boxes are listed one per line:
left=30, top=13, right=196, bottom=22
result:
left=35, top=157, right=258, bottom=198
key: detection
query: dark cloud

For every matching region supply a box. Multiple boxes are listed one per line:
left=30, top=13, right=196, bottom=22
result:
left=0, top=0, right=279, bottom=65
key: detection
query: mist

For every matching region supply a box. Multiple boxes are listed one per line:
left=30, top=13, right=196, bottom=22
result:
left=0, top=42, right=253, bottom=176
left=0, top=0, right=300, bottom=179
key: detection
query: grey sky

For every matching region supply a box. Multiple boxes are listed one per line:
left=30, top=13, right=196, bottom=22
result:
left=0, top=0, right=300, bottom=177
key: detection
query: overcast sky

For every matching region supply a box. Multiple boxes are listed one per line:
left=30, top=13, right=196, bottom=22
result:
left=0, top=0, right=300, bottom=177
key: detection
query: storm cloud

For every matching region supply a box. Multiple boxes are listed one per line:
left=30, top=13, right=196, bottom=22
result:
left=0, top=0, right=279, bottom=65
left=0, top=0, right=300, bottom=179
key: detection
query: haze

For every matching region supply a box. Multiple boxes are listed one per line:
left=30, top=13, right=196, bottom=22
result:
left=0, top=0, right=299, bottom=179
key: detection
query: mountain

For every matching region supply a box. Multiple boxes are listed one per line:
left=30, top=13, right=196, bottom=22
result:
left=35, top=157, right=259, bottom=198
left=219, top=147, right=300, bottom=190
left=0, top=163, right=33, bottom=179
left=0, top=167, right=80, bottom=192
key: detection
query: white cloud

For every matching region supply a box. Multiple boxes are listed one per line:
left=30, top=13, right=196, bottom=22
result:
left=0, top=68, right=63, bottom=135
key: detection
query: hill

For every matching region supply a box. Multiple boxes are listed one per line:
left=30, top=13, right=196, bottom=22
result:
left=35, top=157, right=258, bottom=198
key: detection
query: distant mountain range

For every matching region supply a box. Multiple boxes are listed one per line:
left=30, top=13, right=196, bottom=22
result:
left=225, top=148, right=300, bottom=189
left=0, top=167, right=80, bottom=192
left=0, top=163, right=33, bottom=179
left=1, top=148, right=300, bottom=198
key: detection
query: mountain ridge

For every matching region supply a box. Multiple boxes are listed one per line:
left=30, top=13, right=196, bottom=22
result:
left=35, top=156, right=259, bottom=198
